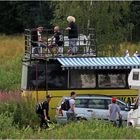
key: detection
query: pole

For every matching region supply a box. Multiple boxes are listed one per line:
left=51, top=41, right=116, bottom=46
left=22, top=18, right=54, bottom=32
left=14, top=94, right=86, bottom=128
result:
left=46, top=60, right=48, bottom=96
left=36, top=64, right=38, bottom=102
left=137, top=89, right=140, bottom=124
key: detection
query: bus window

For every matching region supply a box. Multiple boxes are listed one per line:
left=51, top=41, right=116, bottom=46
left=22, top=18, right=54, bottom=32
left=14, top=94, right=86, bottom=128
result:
left=47, top=64, right=68, bottom=89
left=27, top=63, right=68, bottom=90
left=70, top=70, right=96, bottom=88
left=98, top=74, right=126, bottom=88
left=133, top=72, right=139, bottom=80
left=116, top=101, right=127, bottom=111
left=28, top=65, right=46, bottom=90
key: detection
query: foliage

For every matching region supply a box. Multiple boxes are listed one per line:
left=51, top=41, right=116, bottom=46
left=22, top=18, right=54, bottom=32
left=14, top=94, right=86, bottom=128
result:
left=0, top=91, right=38, bottom=129
left=12, top=97, right=38, bottom=128
left=1, top=109, right=140, bottom=139
left=129, top=1, right=140, bottom=41
left=0, top=1, right=140, bottom=55
left=0, top=35, right=24, bottom=90
left=0, top=113, right=34, bottom=139
left=47, top=120, right=140, bottom=139
left=52, top=1, right=133, bottom=56
left=0, top=91, right=36, bottom=138
left=1, top=91, right=140, bottom=139
left=0, top=57, right=22, bottom=90
left=0, top=1, right=53, bottom=34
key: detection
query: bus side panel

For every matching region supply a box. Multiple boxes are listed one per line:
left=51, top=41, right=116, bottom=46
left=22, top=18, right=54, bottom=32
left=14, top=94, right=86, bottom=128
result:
left=22, top=89, right=138, bottom=119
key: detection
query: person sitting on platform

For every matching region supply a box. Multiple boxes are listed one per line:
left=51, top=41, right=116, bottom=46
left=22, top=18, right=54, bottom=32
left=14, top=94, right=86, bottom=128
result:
left=47, top=38, right=57, bottom=55
left=31, top=26, right=46, bottom=56
left=52, top=26, right=64, bottom=55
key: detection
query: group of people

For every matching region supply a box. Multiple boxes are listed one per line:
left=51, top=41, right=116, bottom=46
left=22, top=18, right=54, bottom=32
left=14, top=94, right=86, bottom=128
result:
left=31, top=16, right=78, bottom=56
left=125, top=50, right=139, bottom=57
left=38, top=92, right=121, bottom=129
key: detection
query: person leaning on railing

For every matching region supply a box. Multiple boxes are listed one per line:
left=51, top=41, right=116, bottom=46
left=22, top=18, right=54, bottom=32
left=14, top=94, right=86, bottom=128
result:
left=66, top=16, right=78, bottom=55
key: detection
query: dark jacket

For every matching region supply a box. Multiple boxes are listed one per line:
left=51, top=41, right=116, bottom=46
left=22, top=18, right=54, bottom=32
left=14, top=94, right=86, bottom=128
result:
left=31, top=29, right=38, bottom=47
left=54, top=31, right=64, bottom=46
left=68, top=22, right=78, bottom=39
left=40, top=100, right=49, bottom=118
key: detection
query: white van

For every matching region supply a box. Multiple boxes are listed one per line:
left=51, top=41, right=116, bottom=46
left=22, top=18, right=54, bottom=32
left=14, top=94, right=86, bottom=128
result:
left=127, top=68, right=140, bottom=128
left=55, top=95, right=130, bottom=124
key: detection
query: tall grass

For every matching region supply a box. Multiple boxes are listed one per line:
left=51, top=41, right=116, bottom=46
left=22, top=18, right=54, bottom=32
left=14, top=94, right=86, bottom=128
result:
left=0, top=35, right=24, bottom=61
left=98, top=42, right=140, bottom=57
left=0, top=35, right=24, bottom=90
left=0, top=91, right=38, bottom=132
left=119, top=42, right=140, bottom=57
left=47, top=120, right=140, bottom=139
left=1, top=91, right=140, bottom=139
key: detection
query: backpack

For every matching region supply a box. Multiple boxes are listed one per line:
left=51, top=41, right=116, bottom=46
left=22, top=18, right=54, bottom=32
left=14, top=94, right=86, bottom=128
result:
left=57, top=34, right=64, bottom=46
left=61, top=99, right=70, bottom=111
left=35, top=102, right=44, bottom=114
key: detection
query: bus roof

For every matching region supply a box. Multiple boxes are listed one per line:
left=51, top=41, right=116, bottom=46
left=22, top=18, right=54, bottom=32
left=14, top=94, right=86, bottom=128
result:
left=57, top=57, right=140, bottom=70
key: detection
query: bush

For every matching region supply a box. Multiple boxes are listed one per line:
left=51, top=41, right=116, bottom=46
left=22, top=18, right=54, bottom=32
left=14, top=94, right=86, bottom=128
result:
left=0, top=113, right=35, bottom=139
left=0, top=91, right=38, bottom=129
left=13, top=98, right=38, bottom=128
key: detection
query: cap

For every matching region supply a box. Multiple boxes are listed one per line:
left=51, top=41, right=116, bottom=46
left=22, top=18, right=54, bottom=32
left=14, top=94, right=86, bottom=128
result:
left=46, top=95, right=52, bottom=98
left=112, top=98, right=116, bottom=103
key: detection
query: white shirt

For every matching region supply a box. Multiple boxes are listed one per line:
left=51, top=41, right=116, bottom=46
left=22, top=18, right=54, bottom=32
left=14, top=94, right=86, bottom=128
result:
left=125, top=50, right=129, bottom=57
left=37, top=31, right=42, bottom=42
left=68, top=98, right=75, bottom=113
left=134, top=53, right=138, bottom=57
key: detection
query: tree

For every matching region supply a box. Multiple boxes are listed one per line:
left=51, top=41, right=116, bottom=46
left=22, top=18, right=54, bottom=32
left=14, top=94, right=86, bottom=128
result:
left=129, top=1, right=140, bottom=41
left=52, top=1, right=131, bottom=56
left=0, top=1, right=53, bottom=34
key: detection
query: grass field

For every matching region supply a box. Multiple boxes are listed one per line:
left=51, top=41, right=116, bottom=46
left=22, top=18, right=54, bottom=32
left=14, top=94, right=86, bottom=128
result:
left=0, top=35, right=24, bottom=90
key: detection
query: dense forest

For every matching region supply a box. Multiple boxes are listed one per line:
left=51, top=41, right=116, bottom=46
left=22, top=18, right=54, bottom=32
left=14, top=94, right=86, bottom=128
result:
left=0, top=1, right=140, bottom=54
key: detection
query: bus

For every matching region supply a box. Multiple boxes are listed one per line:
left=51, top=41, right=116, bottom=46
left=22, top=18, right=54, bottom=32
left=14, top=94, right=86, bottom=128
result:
left=21, top=28, right=140, bottom=118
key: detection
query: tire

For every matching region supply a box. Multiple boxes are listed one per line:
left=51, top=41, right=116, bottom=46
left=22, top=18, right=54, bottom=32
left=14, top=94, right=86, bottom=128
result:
left=77, top=117, right=87, bottom=122
left=128, top=122, right=133, bottom=128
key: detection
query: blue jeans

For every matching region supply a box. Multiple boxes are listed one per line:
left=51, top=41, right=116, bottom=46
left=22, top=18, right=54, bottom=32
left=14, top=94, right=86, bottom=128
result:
left=69, top=38, right=78, bottom=54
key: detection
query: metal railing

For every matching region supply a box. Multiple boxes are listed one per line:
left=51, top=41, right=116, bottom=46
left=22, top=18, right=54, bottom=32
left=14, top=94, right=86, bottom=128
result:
left=24, top=28, right=96, bottom=60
